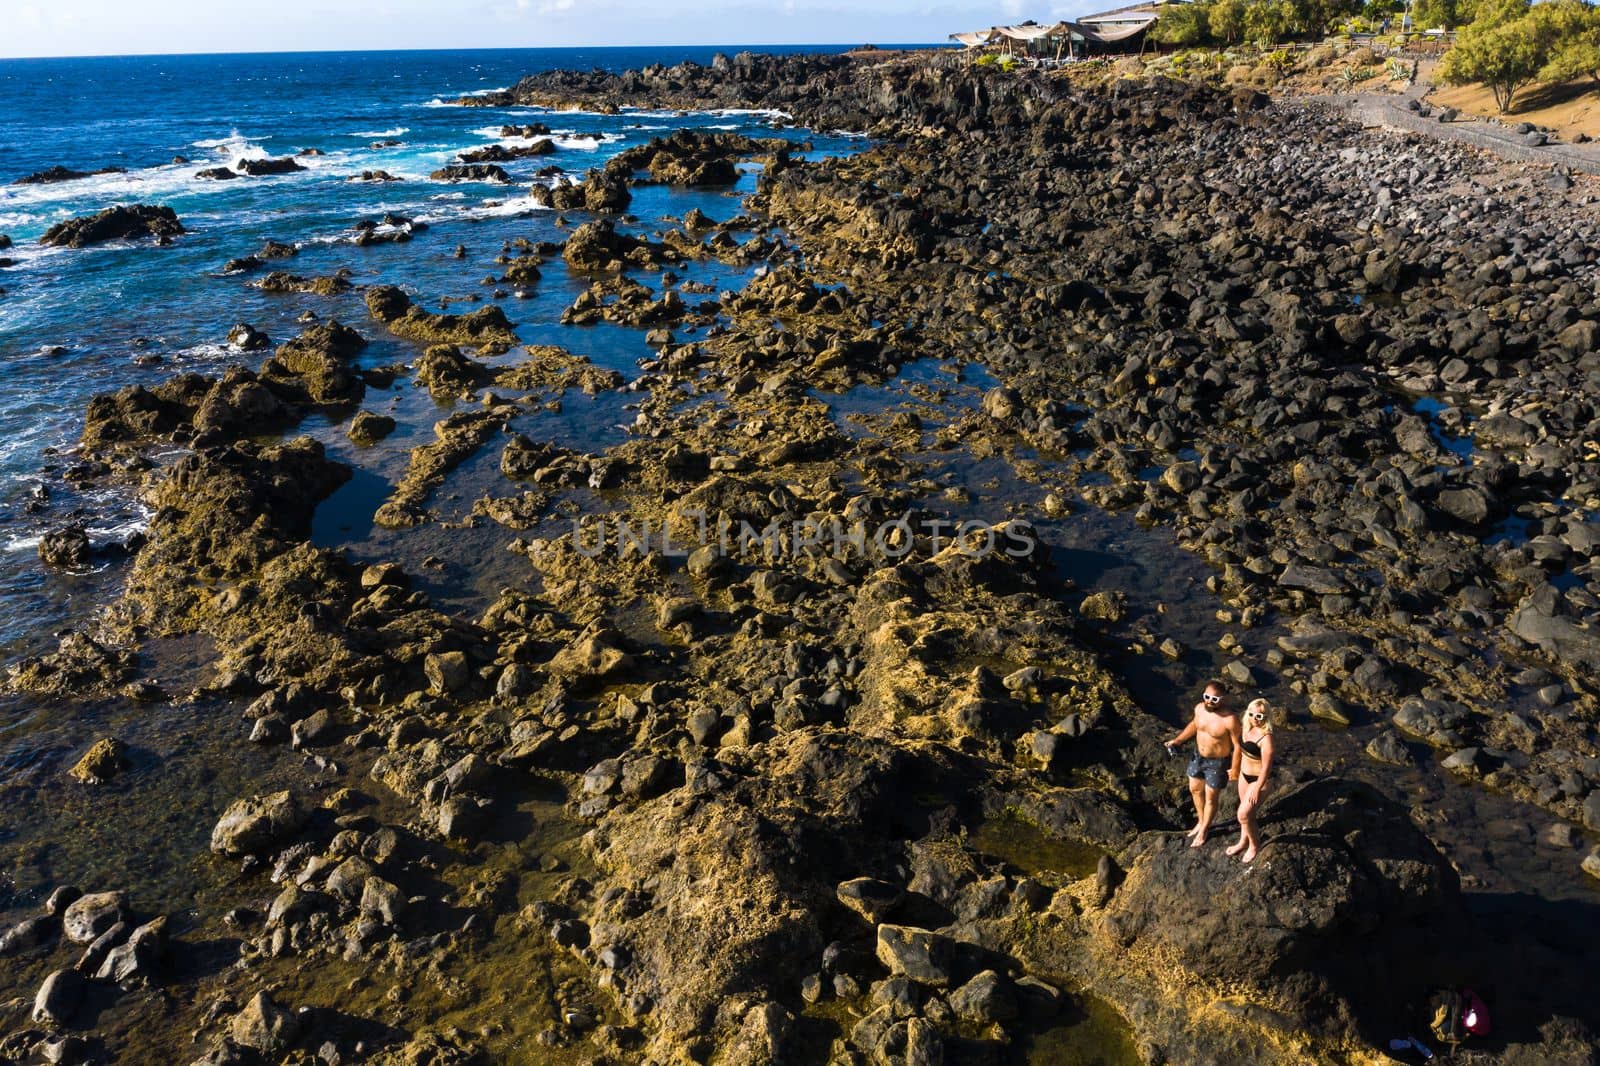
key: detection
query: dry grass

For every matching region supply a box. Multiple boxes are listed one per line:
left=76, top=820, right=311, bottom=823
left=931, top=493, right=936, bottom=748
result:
left=1429, top=76, right=1600, bottom=140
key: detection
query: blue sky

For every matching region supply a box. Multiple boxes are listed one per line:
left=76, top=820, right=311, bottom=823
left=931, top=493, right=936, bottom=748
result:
left=1, top=0, right=1096, bottom=58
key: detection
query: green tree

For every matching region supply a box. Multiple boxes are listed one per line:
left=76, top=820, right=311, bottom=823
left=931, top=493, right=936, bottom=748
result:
left=1540, top=38, right=1600, bottom=83
left=1303, top=0, right=1363, bottom=34
left=1210, top=0, right=1248, bottom=41
left=1244, top=0, right=1297, bottom=42
left=1534, top=0, right=1600, bottom=81
left=1437, top=0, right=1565, bottom=111
left=1411, top=0, right=1463, bottom=31
left=1152, top=2, right=1213, bottom=45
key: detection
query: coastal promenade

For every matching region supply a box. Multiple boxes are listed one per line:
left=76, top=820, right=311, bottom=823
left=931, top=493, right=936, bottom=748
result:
left=1325, top=78, right=1600, bottom=175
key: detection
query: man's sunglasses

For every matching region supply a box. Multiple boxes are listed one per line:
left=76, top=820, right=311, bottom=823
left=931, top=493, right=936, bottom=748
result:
left=1203, top=694, right=1222, bottom=704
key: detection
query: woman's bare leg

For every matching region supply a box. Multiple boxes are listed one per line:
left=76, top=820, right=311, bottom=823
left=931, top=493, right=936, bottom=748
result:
left=1226, top=778, right=1249, bottom=856
left=1241, top=783, right=1268, bottom=863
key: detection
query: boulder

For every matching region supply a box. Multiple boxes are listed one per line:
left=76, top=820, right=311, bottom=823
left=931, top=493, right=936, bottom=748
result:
left=836, top=878, right=904, bottom=924
left=874, top=924, right=954, bottom=987
left=0, top=915, right=55, bottom=955
left=430, top=163, right=511, bottom=183
left=230, top=991, right=300, bottom=1055
left=61, top=891, right=126, bottom=943
left=210, top=790, right=307, bottom=856
left=947, top=969, right=1017, bottom=1023
left=31, top=970, right=83, bottom=1026
left=14, top=164, right=125, bottom=185
left=1508, top=585, right=1600, bottom=673
left=347, top=410, right=396, bottom=445
left=1102, top=779, right=1459, bottom=1041
left=38, top=526, right=92, bottom=569
left=236, top=156, right=305, bottom=176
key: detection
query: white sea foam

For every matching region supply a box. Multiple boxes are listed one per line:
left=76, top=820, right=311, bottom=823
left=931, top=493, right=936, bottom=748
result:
left=618, top=106, right=791, bottom=120
left=552, top=133, right=621, bottom=151
left=420, top=85, right=509, bottom=108
left=348, top=126, right=409, bottom=138
left=191, top=129, right=255, bottom=148
left=87, top=508, right=153, bottom=547
left=468, top=125, right=619, bottom=148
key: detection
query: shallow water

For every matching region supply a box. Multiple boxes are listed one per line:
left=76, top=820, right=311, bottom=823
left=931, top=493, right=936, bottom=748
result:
left=0, top=47, right=861, bottom=652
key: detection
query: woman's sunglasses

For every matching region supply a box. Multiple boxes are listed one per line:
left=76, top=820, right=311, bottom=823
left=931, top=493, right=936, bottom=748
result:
left=1248, top=712, right=1265, bottom=721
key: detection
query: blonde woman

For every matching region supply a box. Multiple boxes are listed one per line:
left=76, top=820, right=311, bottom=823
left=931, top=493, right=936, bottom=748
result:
left=1226, top=698, right=1275, bottom=863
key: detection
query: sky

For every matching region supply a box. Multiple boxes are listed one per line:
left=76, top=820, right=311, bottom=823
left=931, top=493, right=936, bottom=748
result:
left=0, top=0, right=1098, bottom=58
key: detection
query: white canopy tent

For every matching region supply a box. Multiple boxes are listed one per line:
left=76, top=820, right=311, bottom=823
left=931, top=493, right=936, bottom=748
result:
left=951, top=15, right=1159, bottom=59
left=949, top=29, right=1000, bottom=47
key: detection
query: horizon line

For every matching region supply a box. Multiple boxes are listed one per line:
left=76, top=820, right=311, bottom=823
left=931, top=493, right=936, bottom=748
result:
left=0, top=41, right=950, bottom=63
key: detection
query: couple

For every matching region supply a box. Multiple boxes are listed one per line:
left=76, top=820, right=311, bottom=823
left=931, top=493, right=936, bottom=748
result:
left=1166, top=681, right=1275, bottom=862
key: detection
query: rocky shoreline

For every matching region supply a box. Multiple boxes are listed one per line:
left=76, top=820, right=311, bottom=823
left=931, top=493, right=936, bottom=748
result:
left=2, top=49, right=1599, bottom=1065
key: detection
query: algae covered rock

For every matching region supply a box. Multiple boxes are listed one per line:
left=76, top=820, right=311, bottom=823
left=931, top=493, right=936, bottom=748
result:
left=210, top=790, right=307, bottom=857
left=347, top=409, right=397, bottom=445
left=69, top=737, right=130, bottom=784
left=365, top=285, right=518, bottom=351
left=260, top=320, right=369, bottom=406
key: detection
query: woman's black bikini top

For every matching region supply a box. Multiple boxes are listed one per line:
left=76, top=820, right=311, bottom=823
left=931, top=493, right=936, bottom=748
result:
left=1240, top=738, right=1263, bottom=760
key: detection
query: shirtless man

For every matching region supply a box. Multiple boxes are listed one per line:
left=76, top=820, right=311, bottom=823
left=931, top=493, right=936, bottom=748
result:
left=1165, top=681, right=1242, bottom=848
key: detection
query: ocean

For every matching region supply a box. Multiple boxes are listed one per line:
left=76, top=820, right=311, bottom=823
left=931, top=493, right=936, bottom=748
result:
left=0, top=47, right=873, bottom=655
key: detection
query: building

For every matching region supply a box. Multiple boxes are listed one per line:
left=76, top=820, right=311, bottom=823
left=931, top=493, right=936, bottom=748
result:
left=950, top=1, right=1188, bottom=58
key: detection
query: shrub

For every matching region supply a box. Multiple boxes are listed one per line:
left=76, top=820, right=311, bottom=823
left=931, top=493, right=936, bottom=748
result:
left=1262, top=47, right=1296, bottom=71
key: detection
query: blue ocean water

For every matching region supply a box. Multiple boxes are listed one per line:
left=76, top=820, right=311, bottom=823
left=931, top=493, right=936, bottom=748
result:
left=0, top=47, right=870, bottom=653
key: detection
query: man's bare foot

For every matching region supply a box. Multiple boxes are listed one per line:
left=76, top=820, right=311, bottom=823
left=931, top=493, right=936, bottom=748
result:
left=1186, top=823, right=1203, bottom=838
left=1225, top=839, right=1247, bottom=856
left=1190, top=831, right=1207, bottom=848
left=1242, top=844, right=1258, bottom=863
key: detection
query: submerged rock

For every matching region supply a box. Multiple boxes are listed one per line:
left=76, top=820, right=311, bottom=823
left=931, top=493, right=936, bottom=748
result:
left=347, top=409, right=397, bottom=445
left=68, top=737, right=130, bottom=784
